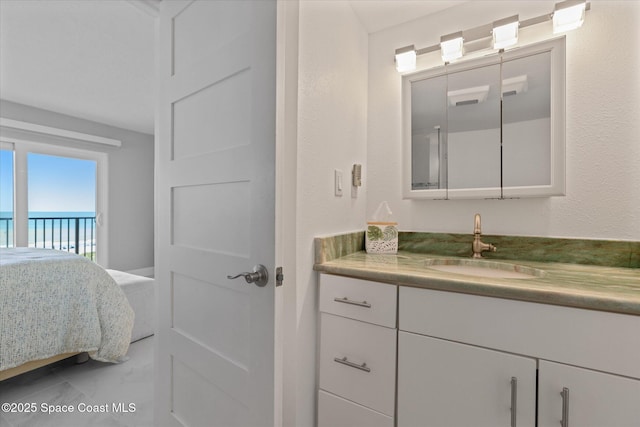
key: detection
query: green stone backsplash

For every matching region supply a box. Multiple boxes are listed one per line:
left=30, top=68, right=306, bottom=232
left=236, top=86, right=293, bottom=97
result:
left=314, top=231, right=365, bottom=264
left=315, top=231, right=640, bottom=269
left=400, top=232, right=640, bottom=268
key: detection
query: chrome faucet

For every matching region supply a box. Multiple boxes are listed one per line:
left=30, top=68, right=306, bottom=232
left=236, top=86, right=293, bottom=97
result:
left=472, top=213, right=496, bottom=258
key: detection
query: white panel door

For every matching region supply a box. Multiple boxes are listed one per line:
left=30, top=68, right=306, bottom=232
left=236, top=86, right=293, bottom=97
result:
left=155, top=1, right=276, bottom=426
left=397, top=331, right=536, bottom=427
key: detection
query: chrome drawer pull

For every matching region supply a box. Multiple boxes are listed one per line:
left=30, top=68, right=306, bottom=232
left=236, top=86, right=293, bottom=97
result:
left=333, top=356, right=371, bottom=373
left=333, top=297, right=371, bottom=308
left=561, top=387, right=570, bottom=427
left=510, top=377, right=517, bottom=427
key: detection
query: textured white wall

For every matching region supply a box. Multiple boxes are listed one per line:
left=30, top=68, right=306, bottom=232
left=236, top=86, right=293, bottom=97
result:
left=367, top=1, right=640, bottom=240
left=295, top=1, right=368, bottom=425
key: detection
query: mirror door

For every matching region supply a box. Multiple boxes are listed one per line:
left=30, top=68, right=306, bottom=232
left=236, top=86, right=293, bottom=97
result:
left=502, top=51, right=552, bottom=191
left=447, top=63, right=501, bottom=194
left=411, top=75, right=447, bottom=192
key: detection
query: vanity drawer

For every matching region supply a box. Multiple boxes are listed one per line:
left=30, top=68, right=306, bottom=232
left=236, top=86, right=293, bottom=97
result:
left=320, top=274, right=397, bottom=327
left=319, top=313, right=396, bottom=416
left=318, top=390, right=393, bottom=427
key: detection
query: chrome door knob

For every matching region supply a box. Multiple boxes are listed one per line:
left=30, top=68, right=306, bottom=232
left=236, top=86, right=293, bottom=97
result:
left=227, top=264, right=269, bottom=287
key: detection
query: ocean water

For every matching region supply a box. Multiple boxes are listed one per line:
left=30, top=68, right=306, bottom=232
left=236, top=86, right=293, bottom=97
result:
left=0, top=211, right=96, bottom=252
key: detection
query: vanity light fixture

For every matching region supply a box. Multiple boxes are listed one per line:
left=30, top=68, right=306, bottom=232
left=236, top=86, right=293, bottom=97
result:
left=395, top=45, right=417, bottom=72
left=440, top=32, right=464, bottom=62
left=553, top=0, right=586, bottom=33
left=492, top=15, right=519, bottom=49
left=394, top=1, right=589, bottom=72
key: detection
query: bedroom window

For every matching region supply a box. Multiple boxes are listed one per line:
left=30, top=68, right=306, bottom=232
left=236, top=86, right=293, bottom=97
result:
left=0, top=141, right=108, bottom=266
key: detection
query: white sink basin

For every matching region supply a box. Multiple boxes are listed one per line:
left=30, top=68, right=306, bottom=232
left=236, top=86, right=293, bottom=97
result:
left=424, top=258, right=544, bottom=280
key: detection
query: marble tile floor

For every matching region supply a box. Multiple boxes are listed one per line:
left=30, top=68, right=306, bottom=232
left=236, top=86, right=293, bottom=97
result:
left=0, top=336, right=154, bottom=427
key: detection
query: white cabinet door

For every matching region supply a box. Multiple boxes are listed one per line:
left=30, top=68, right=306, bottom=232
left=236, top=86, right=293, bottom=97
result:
left=397, top=331, right=536, bottom=427
left=538, top=360, right=640, bottom=427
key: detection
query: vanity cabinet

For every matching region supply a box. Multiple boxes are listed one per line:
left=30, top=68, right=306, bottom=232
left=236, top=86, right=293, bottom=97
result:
left=398, top=333, right=640, bottom=427
left=398, top=286, right=640, bottom=427
left=318, top=273, right=640, bottom=426
left=317, top=275, right=397, bottom=427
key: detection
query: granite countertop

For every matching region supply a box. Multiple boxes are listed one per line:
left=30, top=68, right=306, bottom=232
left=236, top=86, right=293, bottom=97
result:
left=314, top=250, right=640, bottom=316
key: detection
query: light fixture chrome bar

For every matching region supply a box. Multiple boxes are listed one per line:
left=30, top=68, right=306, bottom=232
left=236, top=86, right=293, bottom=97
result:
left=413, top=21, right=496, bottom=57
left=396, top=1, right=589, bottom=69
left=555, top=0, right=587, bottom=12
left=494, top=15, right=519, bottom=30
left=519, top=13, right=553, bottom=29
left=463, top=23, right=493, bottom=44
left=440, top=30, right=464, bottom=44
left=395, top=45, right=415, bottom=56
left=416, top=45, right=440, bottom=55
left=463, top=38, right=493, bottom=56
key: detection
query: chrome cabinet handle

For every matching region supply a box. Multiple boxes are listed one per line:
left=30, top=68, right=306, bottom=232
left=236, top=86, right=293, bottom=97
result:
left=333, top=297, right=371, bottom=308
left=560, top=387, right=570, bottom=427
left=333, top=356, right=371, bottom=373
left=227, top=264, right=269, bottom=287
left=510, top=377, right=517, bottom=427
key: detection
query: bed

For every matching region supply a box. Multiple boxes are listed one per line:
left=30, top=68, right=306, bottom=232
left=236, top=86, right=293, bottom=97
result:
left=0, top=248, right=134, bottom=381
left=105, top=269, right=155, bottom=343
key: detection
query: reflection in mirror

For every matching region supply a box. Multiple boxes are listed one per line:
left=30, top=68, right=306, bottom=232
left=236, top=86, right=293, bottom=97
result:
left=446, top=64, right=501, bottom=190
left=411, top=75, right=447, bottom=190
left=502, top=51, right=551, bottom=187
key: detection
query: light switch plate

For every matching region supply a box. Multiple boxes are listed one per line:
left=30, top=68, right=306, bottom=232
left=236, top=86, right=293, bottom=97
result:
left=334, top=169, right=343, bottom=196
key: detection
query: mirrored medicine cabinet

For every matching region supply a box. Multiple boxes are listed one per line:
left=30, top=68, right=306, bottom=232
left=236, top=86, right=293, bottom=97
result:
left=402, top=37, right=566, bottom=200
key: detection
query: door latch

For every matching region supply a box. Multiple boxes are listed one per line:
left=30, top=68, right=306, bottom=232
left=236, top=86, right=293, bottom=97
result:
left=276, top=267, right=284, bottom=287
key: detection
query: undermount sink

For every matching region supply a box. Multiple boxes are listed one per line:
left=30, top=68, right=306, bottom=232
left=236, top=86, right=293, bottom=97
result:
left=424, top=258, right=545, bottom=280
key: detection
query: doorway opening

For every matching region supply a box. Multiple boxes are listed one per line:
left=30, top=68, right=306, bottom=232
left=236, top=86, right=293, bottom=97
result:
left=27, top=152, right=97, bottom=260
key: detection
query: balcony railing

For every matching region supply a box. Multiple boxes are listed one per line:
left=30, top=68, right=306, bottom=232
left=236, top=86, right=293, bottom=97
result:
left=0, top=216, right=96, bottom=261
left=0, top=217, right=11, bottom=249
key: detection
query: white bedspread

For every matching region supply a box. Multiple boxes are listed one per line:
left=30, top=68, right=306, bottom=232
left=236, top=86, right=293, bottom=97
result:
left=0, top=248, right=134, bottom=371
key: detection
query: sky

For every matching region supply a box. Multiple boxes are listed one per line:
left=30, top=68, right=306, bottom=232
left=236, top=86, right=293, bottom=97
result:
left=0, top=150, right=12, bottom=212
left=0, top=150, right=96, bottom=214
